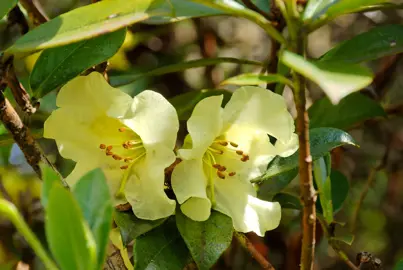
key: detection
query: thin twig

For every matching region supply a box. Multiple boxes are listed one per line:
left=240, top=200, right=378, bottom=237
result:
left=235, top=232, right=276, bottom=270
left=350, top=145, right=390, bottom=233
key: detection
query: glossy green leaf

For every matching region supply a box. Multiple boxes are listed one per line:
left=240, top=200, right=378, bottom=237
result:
left=313, top=155, right=333, bottom=224
left=73, top=169, right=113, bottom=270
left=329, top=170, right=349, bottom=213
left=169, top=89, right=232, bottom=121
left=114, top=210, right=166, bottom=246
left=273, top=192, right=302, bottom=210
left=30, top=29, right=126, bottom=98
left=176, top=210, right=233, bottom=270
left=309, top=93, right=386, bottom=129
left=237, top=0, right=270, bottom=13
left=220, top=73, right=292, bottom=87
left=257, top=168, right=298, bottom=201
left=0, top=0, right=17, bottom=19
left=6, top=0, right=227, bottom=55
left=394, top=259, right=403, bottom=270
left=40, top=164, right=62, bottom=209
left=304, top=0, right=389, bottom=30
left=252, top=128, right=356, bottom=183
left=133, top=218, right=190, bottom=270
left=110, top=57, right=262, bottom=87
left=320, top=25, right=403, bottom=64
left=46, top=185, right=97, bottom=270
left=281, top=50, right=373, bottom=104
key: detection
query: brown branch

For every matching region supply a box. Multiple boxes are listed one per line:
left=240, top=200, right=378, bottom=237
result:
left=235, top=232, right=275, bottom=270
left=19, top=0, right=48, bottom=26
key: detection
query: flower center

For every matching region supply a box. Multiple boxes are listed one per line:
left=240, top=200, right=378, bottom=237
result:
left=99, top=126, right=146, bottom=198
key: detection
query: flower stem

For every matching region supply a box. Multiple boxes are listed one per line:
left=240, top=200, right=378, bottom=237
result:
left=0, top=199, right=58, bottom=270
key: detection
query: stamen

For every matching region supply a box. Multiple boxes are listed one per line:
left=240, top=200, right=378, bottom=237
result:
left=118, top=127, right=127, bottom=132
left=99, top=144, right=106, bottom=149
left=236, top=150, right=243, bottom=155
left=217, top=171, right=226, bottom=179
left=229, top=172, right=236, bottom=176
left=106, top=151, right=113, bottom=156
left=120, top=165, right=129, bottom=170
left=106, top=145, right=113, bottom=151
left=212, top=164, right=221, bottom=169
left=230, top=142, right=238, bottom=147
left=218, top=166, right=226, bottom=172
left=208, top=147, right=224, bottom=155
left=124, top=158, right=133, bottom=163
left=113, top=155, right=122, bottom=161
left=241, top=154, right=249, bottom=162
left=218, top=141, right=228, bottom=146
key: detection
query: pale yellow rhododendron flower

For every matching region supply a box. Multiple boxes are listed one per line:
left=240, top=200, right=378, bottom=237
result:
left=44, top=72, right=179, bottom=220
left=171, top=86, right=298, bottom=236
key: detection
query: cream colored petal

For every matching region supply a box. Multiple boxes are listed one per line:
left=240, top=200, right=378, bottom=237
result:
left=121, top=90, right=178, bottom=153
left=171, top=159, right=211, bottom=221
left=56, top=72, right=132, bottom=118
left=214, top=179, right=281, bottom=236
left=274, top=133, right=299, bottom=157
left=223, top=86, right=294, bottom=143
left=124, top=158, right=175, bottom=220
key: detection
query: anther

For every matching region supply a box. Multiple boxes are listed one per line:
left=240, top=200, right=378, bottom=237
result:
left=219, top=141, right=228, bottom=146
left=217, top=171, right=226, bottom=179
left=122, top=143, right=129, bottom=149
left=106, top=151, right=113, bottom=156
left=106, top=145, right=113, bottom=151
left=113, top=155, right=122, bottom=161
left=212, top=164, right=221, bottom=169
left=218, top=166, right=226, bottom=172
left=236, top=150, right=243, bottom=155
left=120, top=165, right=129, bottom=170
left=118, top=127, right=127, bottom=132
left=229, top=172, right=236, bottom=176
left=230, top=142, right=238, bottom=147
left=241, top=154, right=249, bottom=162
left=124, top=158, right=133, bottom=163
left=99, top=144, right=106, bottom=149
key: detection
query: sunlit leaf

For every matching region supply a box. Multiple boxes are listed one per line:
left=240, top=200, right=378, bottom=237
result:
left=313, top=155, right=333, bottom=224
left=220, top=73, right=292, bottom=87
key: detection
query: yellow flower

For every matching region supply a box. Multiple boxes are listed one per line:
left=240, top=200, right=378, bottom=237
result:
left=44, top=72, right=179, bottom=220
left=171, top=86, right=298, bottom=236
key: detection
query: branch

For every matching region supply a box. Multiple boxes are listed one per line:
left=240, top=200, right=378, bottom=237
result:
left=235, top=232, right=276, bottom=270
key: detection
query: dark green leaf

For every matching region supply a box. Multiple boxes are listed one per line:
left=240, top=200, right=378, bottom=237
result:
left=109, top=57, right=262, bottom=87
left=273, top=193, right=302, bottom=210
left=309, top=93, right=386, bottom=129
left=274, top=60, right=290, bottom=95
left=320, top=25, right=403, bottom=64
left=46, top=185, right=97, bottom=270
left=394, top=259, right=403, bottom=270
left=281, top=50, right=373, bottom=104
left=236, top=0, right=270, bottom=13
left=30, top=29, right=126, bottom=98
left=332, top=234, right=354, bottom=245
left=133, top=218, right=190, bottom=270
left=313, top=155, right=333, bottom=224
left=219, top=73, right=292, bottom=87
left=176, top=210, right=233, bottom=270
left=114, top=210, right=166, bottom=246
left=257, top=168, right=298, bottom=201
left=40, top=164, right=62, bottom=209
left=252, top=128, right=356, bottom=183
left=169, top=89, right=232, bottom=121
left=73, top=169, right=113, bottom=270
left=0, top=0, right=17, bottom=19
left=329, top=170, right=349, bottom=213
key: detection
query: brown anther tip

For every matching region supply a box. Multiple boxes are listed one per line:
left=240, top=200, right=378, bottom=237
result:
left=218, top=166, right=226, bottom=172
left=118, top=127, right=126, bottom=132
left=106, top=151, right=113, bottom=156
left=212, top=164, right=221, bottom=169
left=236, top=150, right=243, bottom=155
left=230, top=142, right=238, bottom=147
left=219, top=150, right=224, bottom=155
left=122, top=143, right=128, bottom=149
left=113, top=155, right=122, bottom=160
left=99, top=144, right=106, bottom=149
left=241, top=154, right=249, bottom=162
left=120, top=165, right=129, bottom=170
left=124, top=158, right=132, bottom=163
left=217, top=171, right=226, bottom=179
left=219, top=141, right=228, bottom=146
left=106, top=145, right=113, bottom=151
left=229, top=172, right=236, bottom=176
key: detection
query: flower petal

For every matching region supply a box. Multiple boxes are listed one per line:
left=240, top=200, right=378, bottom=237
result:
left=223, top=86, right=294, bottom=143
left=275, top=133, right=299, bottom=157
left=214, top=179, right=281, bottom=236
left=125, top=157, right=175, bottom=220
left=121, top=90, right=178, bottom=153
left=171, top=159, right=211, bottom=221
left=65, top=161, right=96, bottom=187
left=179, top=95, right=224, bottom=160
left=56, top=72, right=132, bottom=118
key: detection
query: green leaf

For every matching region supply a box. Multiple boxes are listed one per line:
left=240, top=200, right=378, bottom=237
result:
left=252, top=127, right=356, bottom=183
left=394, top=259, right=403, bottom=270
left=133, top=218, right=190, bottom=270
left=73, top=169, right=113, bottom=270
left=176, top=210, right=233, bottom=270
left=313, top=155, right=333, bottom=224
left=257, top=168, right=298, bottom=201
left=169, top=89, right=232, bottom=121
left=273, top=192, right=302, bottom=210
left=329, top=170, right=349, bottom=213
left=109, top=57, right=262, bottom=87
left=320, top=25, right=403, bottom=64
left=46, top=185, right=97, bottom=270
left=6, top=0, right=226, bottom=55
left=332, top=234, right=354, bottom=245
left=274, top=60, right=290, bottom=95
left=30, top=29, right=126, bottom=98
left=0, top=0, right=17, bottom=19
left=114, top=210, right=166, bottom=246
left=280, top=50, right=373, bottom=104
left=237, top=0, right=270, bottom=13
left=304, top=0, right=389, bottom=30
left=309, top=93, right=386, bottom=129
left=40, top=164, right=62, bottom=209
left=219, top=73, right=292, bottom=87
